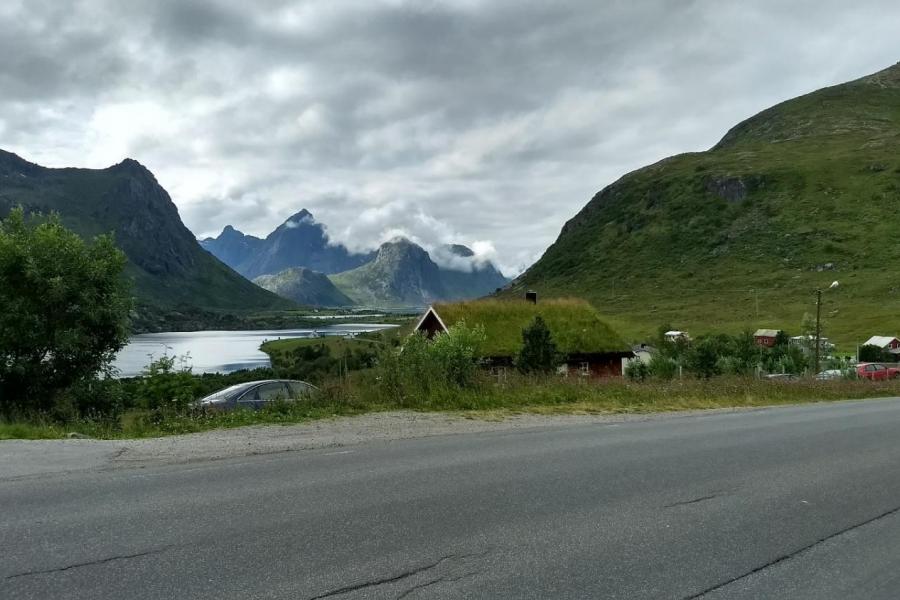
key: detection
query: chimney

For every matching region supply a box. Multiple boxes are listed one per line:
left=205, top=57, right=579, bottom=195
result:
left=525, top=290, right=537, bottom=304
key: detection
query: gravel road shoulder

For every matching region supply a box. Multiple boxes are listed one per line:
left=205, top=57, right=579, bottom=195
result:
left=0, top=407, right=768, bottom=480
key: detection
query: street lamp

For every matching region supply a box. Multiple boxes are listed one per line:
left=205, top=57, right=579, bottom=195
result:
left=814, top=281, right=839, bottom=375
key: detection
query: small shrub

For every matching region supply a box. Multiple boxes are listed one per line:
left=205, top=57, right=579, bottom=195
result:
left=648, top=355, right=678, bottom=380
left=516, top=316, right=559, bottom=374
left=138, top=355, right=197, bottom=412
left=624, top=360, right=650, bottom=382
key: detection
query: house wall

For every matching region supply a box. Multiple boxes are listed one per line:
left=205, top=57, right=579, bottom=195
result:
left=566, top=354, right=626, bottom=378
left=755, top=336, right=776, bottom=348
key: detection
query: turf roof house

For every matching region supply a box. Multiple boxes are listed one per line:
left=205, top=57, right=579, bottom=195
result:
left=415, top=299, right=633, bottom=377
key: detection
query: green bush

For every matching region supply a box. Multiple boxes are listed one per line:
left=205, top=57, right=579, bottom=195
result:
left=138, top=355, right=197, bottom=412
left=56, top=376, right=127, bottom=419
left=648, top=355, right=678, bottom=380
left=375, top=321, right=486, bottom=405
left=624, top=360, right=650, bottom=382
left=516, top=316, right=560, bottom=374
left=685, top=337, right=722, bottom=379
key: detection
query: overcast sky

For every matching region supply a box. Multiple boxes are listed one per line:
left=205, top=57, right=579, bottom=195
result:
left=3, top=1, right=900, bottom=275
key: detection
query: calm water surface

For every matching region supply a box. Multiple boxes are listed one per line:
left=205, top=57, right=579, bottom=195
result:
left=113, top=324, right=398, bottom=377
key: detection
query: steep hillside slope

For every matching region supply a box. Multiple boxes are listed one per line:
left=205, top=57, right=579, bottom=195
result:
left=0, top=151, right=292, bottom=312
left=253, top=267, right=354, bottom=307
left=513, top=62, right=900, bottom=345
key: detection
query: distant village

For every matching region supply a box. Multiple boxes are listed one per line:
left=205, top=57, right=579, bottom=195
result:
left=412, top=292, right=900, bottom=381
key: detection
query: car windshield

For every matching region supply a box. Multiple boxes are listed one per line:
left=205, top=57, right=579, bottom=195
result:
left=200, top=382, right=259, bottom=403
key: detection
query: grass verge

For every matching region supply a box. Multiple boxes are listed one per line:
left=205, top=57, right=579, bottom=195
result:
left=3, top=375, right=900, bottom=440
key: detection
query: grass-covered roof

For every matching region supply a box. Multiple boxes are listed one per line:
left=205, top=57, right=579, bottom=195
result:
left=431, top=298, right=630, bottom=357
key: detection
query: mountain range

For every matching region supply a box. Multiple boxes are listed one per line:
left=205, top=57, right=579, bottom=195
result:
left=511, top=61, right=900, bottom=344
left=200, top=210, right=373, bottom=279
left=0, top=150, right=291, bottom=314
left=203, top=213, right=509, bottom=307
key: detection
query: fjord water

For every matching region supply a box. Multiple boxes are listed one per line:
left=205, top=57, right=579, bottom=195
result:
left=113, top=324, right=398, bottom=377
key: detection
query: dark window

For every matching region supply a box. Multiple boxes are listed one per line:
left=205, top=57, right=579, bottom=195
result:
left=256, top=383, right=289, bottom=401
left=238, top=383, right=288, bottom=403
left=288, top=382, right=313, bottom=397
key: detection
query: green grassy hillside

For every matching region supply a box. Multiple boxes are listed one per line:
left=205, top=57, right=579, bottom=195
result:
left=512, top=62, right=900, bottom=348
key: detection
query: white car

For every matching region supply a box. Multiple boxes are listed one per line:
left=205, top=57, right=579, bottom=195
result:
left=815, top=369, right=845, bottom=381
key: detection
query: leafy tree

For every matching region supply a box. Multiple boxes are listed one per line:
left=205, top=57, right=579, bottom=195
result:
left=516, top=316, right=559, bottom=374
left=684, top=336, right=722, bottom=379
left=858, top=344, right=889, bottom=363
left=0, top=208, right=131, bottom=414
left=774, top=330, right=791, bottom=348
left=729, top=330, right=762, bottom=375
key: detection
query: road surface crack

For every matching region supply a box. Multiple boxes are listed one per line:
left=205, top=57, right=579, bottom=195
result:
left=307, top=550, right=489, bottom=600
left=664, top=494, right=721, bottom=508
left=395, top=570, right=481, bottom=599
left=682, top=502, right=900, bottom=598
left=5, top=546, right=173, bottom=581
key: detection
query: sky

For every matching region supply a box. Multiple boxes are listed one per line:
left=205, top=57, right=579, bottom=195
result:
left=3, top=1, right=900, bottom=276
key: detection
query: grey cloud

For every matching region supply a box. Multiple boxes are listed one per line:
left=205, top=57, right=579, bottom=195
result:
left=2, top=0, right=900, bottom=274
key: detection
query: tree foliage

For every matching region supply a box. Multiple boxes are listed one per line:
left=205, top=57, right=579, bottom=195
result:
left=516, top=316, right=559, bottom=374
left=858, top=344, right=891, bottom=363
left=0, top=208, right=131, bottom=413
left=376, top=321, right=486, bottom=405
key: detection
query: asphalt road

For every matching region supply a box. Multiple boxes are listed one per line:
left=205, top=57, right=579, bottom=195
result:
left=4, top=399, right=900, bottom=599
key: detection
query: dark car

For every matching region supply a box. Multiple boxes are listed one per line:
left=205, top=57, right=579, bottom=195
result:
left=197, top=379, right=318, bottom=411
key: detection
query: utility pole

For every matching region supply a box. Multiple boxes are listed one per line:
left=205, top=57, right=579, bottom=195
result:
left=814, top=288, right=822, bottom=376
left=814, top=281, right=840, bottom=376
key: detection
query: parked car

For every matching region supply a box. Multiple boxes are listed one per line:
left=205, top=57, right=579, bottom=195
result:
left=765, top=373, right=800, bottom=382
left=196, top=379, right=318, bottom=410
left=815, top=369, right=845, bottom=381
left=856, top=363, right=900, bottom=381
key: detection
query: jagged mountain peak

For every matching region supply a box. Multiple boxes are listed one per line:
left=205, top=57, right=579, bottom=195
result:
left=204, top=208, right=372, bottom=278
left=444, top=244, right=475, bottom=258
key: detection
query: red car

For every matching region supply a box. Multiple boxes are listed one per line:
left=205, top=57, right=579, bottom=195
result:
left=856, top=363, right=900, bottom=380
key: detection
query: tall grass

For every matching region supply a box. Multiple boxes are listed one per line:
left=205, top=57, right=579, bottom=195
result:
left=5, top=374, right=900, bottom=440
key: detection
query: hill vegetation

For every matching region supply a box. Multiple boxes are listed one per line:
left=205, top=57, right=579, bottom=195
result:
left=511, top=62, right=900, bottom=348
left=254, top=267, right=354, bottom=307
